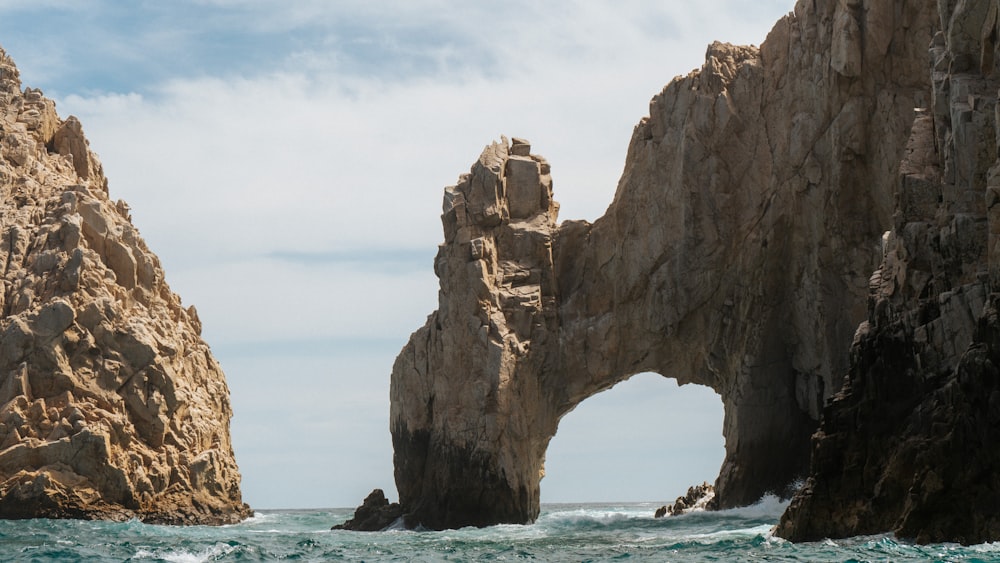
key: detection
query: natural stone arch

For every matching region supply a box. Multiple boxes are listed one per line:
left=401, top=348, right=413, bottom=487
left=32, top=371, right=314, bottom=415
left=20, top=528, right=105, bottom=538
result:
left=389, top=130, right=839, bottom=529
left=390, top=2, right=936, bottom=530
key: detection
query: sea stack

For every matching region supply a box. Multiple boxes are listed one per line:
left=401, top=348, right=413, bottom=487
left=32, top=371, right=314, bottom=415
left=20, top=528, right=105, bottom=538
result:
left=386, top=0, right=1000, bottom=544
left=0, top=46, right=250, bottom=524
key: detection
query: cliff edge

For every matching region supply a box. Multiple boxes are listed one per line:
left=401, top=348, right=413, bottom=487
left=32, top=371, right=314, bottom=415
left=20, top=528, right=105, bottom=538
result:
left=0, top=47, right=250, bottom=524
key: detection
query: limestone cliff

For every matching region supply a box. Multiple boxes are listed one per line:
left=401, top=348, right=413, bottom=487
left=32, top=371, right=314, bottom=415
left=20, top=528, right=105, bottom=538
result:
left=390, top=0, right=939, bottom=530
left=0, top=47, right=250, bottom=524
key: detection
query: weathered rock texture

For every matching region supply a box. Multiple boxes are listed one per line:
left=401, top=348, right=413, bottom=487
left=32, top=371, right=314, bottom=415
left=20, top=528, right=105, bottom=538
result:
left=0, top=47, right=250, bottom=524
left=776, top=0, right=1000, bottom=544
left=391, top=1, right=940, bottom=530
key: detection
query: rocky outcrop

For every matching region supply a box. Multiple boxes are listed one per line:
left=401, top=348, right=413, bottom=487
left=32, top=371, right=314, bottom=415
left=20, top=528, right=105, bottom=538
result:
left=390, top=1, right=938, bottom=530
left=655, top=482, right=715, bottom=518
left=333, top=489, right=403, bottom=531
left=775, top=0, right=1000, bottom=544
left=0, top=46, right=250, bottom=524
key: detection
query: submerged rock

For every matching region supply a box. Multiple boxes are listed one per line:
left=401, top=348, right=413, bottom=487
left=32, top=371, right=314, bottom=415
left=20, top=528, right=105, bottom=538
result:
left=0, top=46, right=250, bottom=524
left=333, top=489, right=403, bottom=531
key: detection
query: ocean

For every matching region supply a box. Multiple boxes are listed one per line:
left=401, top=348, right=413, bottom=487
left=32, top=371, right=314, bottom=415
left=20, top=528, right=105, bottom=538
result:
left=1, top=497, right=998, bottom=562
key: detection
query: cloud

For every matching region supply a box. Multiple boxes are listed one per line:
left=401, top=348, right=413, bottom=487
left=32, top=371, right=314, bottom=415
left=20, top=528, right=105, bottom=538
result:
left=170, top=257, right=438, bottom=345
left=4, top=0, right=792, bottom=95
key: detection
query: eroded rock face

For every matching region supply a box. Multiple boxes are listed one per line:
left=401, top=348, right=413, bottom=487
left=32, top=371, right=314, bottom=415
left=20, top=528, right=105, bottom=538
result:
left=776, top=0, right=1000, bottom=544
left=391, top=1, right=938, bottom=530
left=0, top=47, right=250, bottom=524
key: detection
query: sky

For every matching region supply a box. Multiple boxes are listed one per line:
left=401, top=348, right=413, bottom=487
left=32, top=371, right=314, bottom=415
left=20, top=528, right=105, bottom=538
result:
left=0, top=1, right=792, bottom=509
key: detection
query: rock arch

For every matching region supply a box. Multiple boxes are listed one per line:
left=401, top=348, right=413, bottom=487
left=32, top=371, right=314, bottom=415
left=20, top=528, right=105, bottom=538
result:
left=390, top=1, right=937, bottom=530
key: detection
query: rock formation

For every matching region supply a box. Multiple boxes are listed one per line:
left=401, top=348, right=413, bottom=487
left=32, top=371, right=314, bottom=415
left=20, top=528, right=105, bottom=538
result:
left=388, top=0, right=956, bottom=535
left=776, top=0, right=1000, bottom=544
left=333, top=489, right=403, bottom=531
left=655, top=482, right=715, bottom=518
left=390, top=137, right=560, bottom=529
left=0, top=46, right=251, bottom=524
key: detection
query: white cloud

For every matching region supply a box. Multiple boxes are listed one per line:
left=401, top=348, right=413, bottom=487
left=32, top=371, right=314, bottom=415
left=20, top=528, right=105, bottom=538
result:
left=170, top=257, right=438, bottom=345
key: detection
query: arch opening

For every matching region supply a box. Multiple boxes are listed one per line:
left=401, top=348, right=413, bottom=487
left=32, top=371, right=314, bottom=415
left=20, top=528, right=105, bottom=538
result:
left=540, top=372, right=724, bottom=504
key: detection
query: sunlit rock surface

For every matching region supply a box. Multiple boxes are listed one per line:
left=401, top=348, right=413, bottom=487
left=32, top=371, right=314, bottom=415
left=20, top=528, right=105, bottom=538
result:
left=390, top=0, right=939, bottom=531
left=0, top=46, right=251, bottom=524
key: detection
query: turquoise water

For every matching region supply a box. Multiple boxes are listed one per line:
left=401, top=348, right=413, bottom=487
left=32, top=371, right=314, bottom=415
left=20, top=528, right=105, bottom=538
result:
left=1, top=498, right=998, bottom=562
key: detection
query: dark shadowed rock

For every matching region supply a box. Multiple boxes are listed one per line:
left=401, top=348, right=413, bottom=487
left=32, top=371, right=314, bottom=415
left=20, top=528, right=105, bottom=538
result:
left=774, top=0, right=1000, bottom=544
left=333, top=489, right=403, bottom=532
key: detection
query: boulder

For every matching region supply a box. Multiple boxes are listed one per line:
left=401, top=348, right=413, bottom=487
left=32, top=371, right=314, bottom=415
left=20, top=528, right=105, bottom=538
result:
left=332, top=489, right=403, bottom=531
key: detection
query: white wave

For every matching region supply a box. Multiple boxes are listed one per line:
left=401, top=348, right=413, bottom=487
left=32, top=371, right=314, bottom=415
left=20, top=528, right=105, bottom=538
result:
left=541, top=506, right=634, bottom=525
left=382, top=515, right=408, bottom=531
left=972, top=541, right=1000, bottom=553
left=134, top=542, right=239, bottom=563
left=687, top=523, right=775, bottom=541
left=717, top=494, right=789, bottom=519
left=236, top=511, right=278, bottom=525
